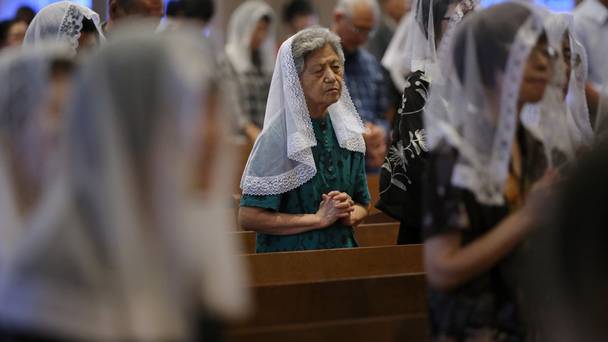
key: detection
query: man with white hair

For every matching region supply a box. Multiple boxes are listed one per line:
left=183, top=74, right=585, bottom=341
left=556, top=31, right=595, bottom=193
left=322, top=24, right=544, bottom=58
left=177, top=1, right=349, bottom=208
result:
left=332, top=0, right=391, bottom=171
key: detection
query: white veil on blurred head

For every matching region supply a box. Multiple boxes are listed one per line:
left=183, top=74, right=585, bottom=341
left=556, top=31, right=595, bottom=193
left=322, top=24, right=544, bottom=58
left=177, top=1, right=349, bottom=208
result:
left=23, top=1, right=105, bottom=54
left=382, top=0, right=478, bottom=88
left=521, top=12, right=594, bottom=166
left=225, top=0, right=276, bottom=75
left=0, top=44, right=72, bottom=269
left=425, top=1, right=549, bottom=205
left=0, top=22, right=249, bottom=341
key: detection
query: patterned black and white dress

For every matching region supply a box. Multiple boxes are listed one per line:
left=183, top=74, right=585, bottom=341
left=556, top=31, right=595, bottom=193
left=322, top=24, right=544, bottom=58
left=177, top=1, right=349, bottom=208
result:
left=377, top=70, right=430, bottom=244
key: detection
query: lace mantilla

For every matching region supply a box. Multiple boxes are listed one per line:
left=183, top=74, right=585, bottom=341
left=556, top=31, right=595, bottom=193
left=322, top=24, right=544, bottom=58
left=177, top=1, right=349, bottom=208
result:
left=452, top=15, right=544, bottom=206
left=58, top=4, right=97, bottom=52
left=241, top=31, right=366, bottom=196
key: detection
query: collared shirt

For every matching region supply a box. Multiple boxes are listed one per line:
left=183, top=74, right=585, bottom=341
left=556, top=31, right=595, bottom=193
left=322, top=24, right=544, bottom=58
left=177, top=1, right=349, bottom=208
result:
left=344, top=48, right=391, bottom=132
left=573, top=0, right=608, bottom=87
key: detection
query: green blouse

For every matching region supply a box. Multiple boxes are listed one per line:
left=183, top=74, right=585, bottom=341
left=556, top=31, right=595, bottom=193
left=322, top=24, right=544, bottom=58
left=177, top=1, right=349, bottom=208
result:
left=240, top=114, right=371, bottom=253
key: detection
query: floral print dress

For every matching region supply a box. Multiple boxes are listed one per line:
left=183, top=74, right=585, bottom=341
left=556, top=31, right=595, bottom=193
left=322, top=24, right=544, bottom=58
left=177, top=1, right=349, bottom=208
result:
left=377, top=70, right=430, bottom=244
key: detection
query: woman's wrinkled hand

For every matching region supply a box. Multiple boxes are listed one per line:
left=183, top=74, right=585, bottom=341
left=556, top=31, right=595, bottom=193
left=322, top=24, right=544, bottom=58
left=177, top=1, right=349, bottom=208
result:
left=325, top=191, right=359, bottom=226
left=315, top=192, right=353, bottom=228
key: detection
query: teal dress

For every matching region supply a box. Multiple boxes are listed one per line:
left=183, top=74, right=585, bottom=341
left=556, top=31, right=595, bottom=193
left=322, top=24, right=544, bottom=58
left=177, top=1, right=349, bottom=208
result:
left=240, top=114, right=371, bottom=253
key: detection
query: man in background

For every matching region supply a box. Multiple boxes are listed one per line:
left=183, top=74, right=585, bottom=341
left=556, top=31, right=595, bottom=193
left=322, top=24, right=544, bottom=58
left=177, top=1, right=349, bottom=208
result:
left=366, top=0, right=411, bottom=61
left=333, top=0, right=391, bottom=170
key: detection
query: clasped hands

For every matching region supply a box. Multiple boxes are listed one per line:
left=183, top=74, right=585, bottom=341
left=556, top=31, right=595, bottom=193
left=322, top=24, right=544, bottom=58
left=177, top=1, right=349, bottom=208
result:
left=316, top=190, right=357, bottom=228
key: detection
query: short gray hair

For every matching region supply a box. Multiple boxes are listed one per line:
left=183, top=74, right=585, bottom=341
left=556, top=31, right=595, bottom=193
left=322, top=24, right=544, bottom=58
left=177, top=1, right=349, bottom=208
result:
left=334, top=0, right=381, bottom=24
left=291, top=27, right=345, bottom=75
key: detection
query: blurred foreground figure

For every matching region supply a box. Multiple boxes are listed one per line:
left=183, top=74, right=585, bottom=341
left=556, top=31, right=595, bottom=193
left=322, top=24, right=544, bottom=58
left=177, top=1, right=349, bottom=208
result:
left=524, top=141, right=608, bottom=342
left=0, top=24, right=249, bottom=341
left=422, top=2, right=559, bottom=340
left=0, top=44, right=74, bottom=272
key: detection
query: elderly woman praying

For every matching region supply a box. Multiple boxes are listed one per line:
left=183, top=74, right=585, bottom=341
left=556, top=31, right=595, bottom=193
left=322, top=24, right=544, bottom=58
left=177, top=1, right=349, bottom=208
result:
left=238, top=27, right=370, bottom=253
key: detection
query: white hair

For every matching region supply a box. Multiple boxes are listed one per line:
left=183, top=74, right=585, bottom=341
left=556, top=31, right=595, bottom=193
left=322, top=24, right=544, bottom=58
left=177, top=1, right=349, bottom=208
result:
left=334, top=0, right=381, bottom=24
left=291, top=27, right=345, bottom=74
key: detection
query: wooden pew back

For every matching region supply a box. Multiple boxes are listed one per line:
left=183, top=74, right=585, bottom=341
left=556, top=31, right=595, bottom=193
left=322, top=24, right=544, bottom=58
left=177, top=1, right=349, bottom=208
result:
left=244, top=244, right=423, bottom=286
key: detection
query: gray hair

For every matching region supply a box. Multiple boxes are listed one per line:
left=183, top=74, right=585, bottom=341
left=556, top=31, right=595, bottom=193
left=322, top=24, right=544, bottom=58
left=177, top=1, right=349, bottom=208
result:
left=334, top=0, right=381, bottom=25
left=292, top=27, right=345, bottom=75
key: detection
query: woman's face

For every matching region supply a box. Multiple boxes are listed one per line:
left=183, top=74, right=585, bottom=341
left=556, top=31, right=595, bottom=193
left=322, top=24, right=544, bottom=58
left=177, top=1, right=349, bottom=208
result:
left=519, top=35, right=553, bottom=104
left=6, top=20, right=27, bottom=47
left=250, top=18, right=270, bottom=50
left=300, top=44, right=344, bottom=111
left=77, top=31, right=98, bottom=54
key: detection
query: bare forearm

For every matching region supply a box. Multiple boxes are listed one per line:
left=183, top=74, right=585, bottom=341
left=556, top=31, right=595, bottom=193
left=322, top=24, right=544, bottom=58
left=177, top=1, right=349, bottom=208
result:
left=425, top=208, right=536, bottom=292
left=238, top=207, right=323, bottom=235
left=349, top=204, right=368, bottom=227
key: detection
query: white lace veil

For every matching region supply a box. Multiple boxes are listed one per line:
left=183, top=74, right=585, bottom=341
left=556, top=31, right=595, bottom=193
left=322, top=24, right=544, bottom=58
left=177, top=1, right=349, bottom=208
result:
left=425, top=1, right=548, bottom=206
left=382, top=0, right=478, bottom=88
left=23, top=1, right=105, bottom=54
left=240, top=28, right=366, bottom=196
left=521, top=12, right=594, bottom=166
left=382, top=12, right=414, bottom=90
left=225, top=0, right=276, bottom=75
left=0, top=24, right=249, bottom=340
left=0, top=44, right=72, bottom=270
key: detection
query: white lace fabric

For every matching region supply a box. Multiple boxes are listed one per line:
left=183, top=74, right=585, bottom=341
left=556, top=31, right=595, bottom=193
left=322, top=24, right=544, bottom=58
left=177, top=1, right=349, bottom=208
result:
left=241, top=32, right=365, bottom=196
left=0, top=44, right=72, bottom=270
left=425, top=1, right=548, bottom=206
left=521, top=13, right=594, bottom=167
left=0, top=25, right=249, bottom=341
left=382, top=0, right=478, bottom=89
left=23, top=1, right=105, bottom=54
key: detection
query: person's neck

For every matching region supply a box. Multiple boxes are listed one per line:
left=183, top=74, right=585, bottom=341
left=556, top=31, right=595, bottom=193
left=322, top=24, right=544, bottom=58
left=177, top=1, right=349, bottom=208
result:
left=308, top=103, right=329, bottom=119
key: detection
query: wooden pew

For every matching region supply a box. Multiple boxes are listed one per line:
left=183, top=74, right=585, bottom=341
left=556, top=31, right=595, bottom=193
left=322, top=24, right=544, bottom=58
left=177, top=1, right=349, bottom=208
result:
left=228, top=245, right=429, bottom=341
left=244, top=244, right=422, bottom=286
left=366, top=173, right=381, bottom=214
left=355, top=222, right=399, bottom=247
left=238, top=273, right=427, bottom=326
left=234, top=222, right=399, bottom=254
left=227, top=314, right=429, bottom=342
